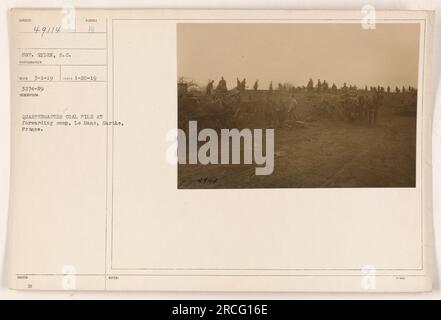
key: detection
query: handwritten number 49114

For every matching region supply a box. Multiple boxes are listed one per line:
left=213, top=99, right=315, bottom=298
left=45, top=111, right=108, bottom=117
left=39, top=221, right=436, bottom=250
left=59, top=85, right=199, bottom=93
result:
left=33, top=25, right=61, bottom=37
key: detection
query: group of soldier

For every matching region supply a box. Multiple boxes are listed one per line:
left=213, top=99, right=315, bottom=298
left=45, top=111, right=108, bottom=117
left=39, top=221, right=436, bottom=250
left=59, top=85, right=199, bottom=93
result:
left=200, top=77, right=385, bottom=127
left=264, top=93, right=299, bottom=127
left=231, top=92, right=300, bottom=128
left=205, top=77, right=228, bottom=95
left=338, top=88, right=384, bottom=125
left=205, top=77, right=256, bottom=95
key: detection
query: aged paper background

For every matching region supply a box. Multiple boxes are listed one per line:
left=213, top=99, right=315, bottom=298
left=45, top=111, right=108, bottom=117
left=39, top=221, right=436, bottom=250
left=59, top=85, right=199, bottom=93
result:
left=0, top=0, right=440, bottom=299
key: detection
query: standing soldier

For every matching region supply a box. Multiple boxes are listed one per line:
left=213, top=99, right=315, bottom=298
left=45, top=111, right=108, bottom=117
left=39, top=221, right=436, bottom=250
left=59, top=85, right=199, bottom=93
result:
left=205, top=80, right=214, bottom=95
left=357, top=94, right=367, bottom=121
left=274, top=94, right=285, bottom=127
left=263, top=94, right=274, bottom=127
left=340, top=90, right=350, bottom=119
left=370, top=90, right=383, bottom=124
left=366, top=92, right=377, bottom=125
left=342, top=82, right=348, bottom=92
left=216, top=76, right=228, bottom=94
left=286, top=94, right=298, bottom=126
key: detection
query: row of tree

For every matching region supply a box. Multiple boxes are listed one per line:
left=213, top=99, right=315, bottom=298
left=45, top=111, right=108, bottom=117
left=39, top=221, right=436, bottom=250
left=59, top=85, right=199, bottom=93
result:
left=251, top=78, right=416, bottom=94
left=304, top=79, right=416, bottom=94
left=178, top=77, right=417, bottom=95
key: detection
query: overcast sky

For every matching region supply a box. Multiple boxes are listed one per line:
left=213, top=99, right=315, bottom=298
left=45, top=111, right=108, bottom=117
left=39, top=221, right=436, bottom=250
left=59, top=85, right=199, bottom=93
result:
left=177, top=23, right=420, bottom=90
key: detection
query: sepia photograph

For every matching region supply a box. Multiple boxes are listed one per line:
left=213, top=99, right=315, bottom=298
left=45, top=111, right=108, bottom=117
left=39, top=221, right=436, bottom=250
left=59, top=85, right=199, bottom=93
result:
left=177, top=23, right=420, bottom=188
left=4, top=7, right=435, bottom=295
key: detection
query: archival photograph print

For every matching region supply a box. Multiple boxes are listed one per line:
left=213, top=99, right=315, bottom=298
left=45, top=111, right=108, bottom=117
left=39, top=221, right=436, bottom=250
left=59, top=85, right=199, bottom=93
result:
left=177, top=23, right=420, bottom=189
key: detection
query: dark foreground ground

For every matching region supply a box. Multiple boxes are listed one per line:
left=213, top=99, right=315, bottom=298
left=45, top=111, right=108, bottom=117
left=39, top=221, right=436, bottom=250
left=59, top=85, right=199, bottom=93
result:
left=178, top=92, right=417, bottom=188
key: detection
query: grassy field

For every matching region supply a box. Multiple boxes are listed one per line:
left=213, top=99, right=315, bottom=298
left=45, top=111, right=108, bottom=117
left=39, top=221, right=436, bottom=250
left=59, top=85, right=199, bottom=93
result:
left=178, top=91, right=417, bottom=188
